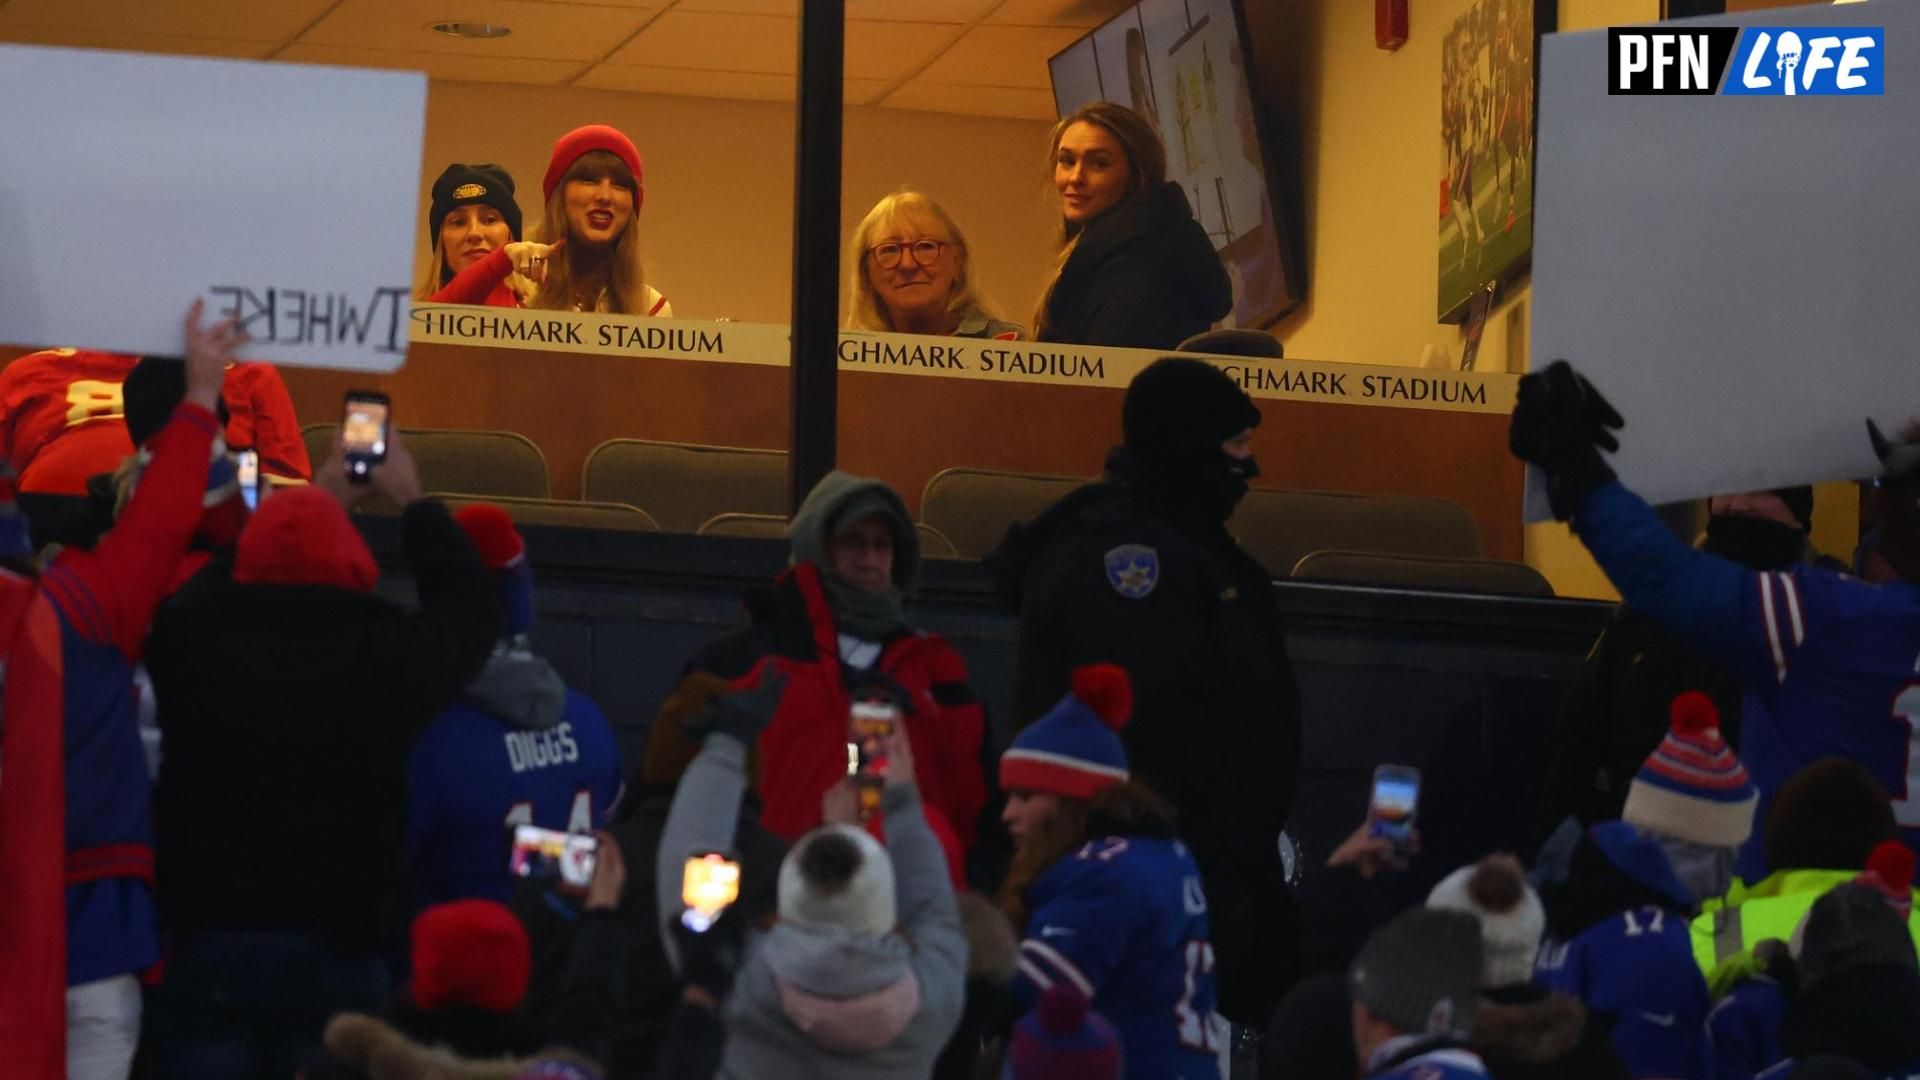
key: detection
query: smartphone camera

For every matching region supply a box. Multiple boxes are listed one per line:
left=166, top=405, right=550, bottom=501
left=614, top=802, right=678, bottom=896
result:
left=1367, top=764, right=1421, bottom=854
left=233, top=449, right=260, bottom=511
left=681, top=850, right=742, bottom=933
left=509, top=825, right=598, bottom=889
left=341, top=391, right=390, bottom=485
left=848, top=694, right=899, bottom=821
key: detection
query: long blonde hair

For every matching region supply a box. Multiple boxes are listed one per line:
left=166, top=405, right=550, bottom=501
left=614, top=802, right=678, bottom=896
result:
left=844, top=190, right=1001, bottom=332
left=1030, top=102, right=1169, bottom=338
left=528, top=151, right=651, bottom=314
left=414, top=238, right=449, bottom=301
left=415, top=236, right=534, bottom=304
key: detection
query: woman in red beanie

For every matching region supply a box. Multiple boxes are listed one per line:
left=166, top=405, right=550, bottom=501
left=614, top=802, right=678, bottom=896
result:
left=433, top=124, right=671, bottom=317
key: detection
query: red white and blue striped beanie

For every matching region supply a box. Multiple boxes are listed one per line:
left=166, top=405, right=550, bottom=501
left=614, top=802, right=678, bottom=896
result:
left=1623, top=692, right=1757, bottom=848
left=1000, top=664, right=1131, bottom=802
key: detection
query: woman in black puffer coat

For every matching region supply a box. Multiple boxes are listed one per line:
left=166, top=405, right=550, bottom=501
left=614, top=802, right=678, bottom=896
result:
left=1032, top=102, right=1232, bottom=351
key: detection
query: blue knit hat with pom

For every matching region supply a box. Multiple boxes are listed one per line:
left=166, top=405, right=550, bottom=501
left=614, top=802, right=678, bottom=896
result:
left=1000, top=664, right=1131, bottom=801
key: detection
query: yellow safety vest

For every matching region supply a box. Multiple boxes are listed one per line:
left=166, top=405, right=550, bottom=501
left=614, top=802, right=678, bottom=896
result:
left=1690, top=869, right=1920, bottom=996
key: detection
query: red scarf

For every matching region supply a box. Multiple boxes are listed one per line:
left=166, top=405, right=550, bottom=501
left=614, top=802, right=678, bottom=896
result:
left=0, top=568, right=66, bottom=1076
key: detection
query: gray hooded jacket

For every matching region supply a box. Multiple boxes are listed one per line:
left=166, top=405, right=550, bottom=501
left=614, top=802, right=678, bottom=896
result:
left=657, top=733, right=967, bottom=1079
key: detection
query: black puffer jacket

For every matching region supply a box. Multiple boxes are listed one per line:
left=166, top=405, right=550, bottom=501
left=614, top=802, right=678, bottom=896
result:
left=1039, top=181, right=1232, bottom=350
left=1778, top=963, right=1920, bottom=1075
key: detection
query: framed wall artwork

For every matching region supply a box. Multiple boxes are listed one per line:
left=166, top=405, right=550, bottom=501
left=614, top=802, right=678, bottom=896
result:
left=1439, top=0, right=1557, bottom=322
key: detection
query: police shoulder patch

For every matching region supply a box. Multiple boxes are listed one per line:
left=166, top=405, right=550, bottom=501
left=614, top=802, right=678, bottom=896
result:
left=1104, top=543, right=1159, bottom=599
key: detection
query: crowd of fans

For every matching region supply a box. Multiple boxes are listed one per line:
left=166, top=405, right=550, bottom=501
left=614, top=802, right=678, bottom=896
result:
left=0, top=249, right=1917, bottom=1078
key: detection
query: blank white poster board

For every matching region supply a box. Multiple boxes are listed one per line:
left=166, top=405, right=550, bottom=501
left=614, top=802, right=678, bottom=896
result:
left=0, top=46, right=426, bottom=372
left=1529, top=1, right=1919, bottom=519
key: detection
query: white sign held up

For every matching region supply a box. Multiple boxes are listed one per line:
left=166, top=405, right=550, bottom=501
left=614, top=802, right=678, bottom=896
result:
left=1529, top=2, right=1920, bottom=520
left=0, top=46, right=425, bottom=372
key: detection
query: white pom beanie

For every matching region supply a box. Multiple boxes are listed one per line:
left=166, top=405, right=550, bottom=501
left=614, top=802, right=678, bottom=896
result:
left=1427, top=854, right=1546, bottom=988
left=778, top=824, right=896, bottom=937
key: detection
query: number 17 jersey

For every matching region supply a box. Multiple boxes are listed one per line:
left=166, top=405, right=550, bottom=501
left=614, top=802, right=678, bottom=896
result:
left=1012, top=835, right=1222, bottom=1080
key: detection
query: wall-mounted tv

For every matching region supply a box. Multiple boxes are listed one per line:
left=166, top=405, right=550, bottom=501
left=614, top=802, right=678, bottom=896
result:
left=1049, top=0, right=1302, bottom=329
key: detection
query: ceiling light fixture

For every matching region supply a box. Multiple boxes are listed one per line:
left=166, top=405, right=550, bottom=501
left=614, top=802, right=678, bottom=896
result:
left=429, top=21, right=513, bottom=39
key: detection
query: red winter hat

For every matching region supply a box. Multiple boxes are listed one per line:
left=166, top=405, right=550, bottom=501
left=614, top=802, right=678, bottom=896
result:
left=411, top=899, right=532, bottom=1014
left=543, top=124, right=644, bottom=204
left=232, top=487, right=377, bottom=593
left=1856, top=840, right=1917, bottom=920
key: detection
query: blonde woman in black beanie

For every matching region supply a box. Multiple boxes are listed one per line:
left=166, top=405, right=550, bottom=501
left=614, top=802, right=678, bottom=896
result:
left=417, top=163, right=525, bottom=304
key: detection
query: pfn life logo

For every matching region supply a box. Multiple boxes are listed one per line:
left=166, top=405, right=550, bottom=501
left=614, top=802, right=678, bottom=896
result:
left=1609, top=26, right=1883, bottom=95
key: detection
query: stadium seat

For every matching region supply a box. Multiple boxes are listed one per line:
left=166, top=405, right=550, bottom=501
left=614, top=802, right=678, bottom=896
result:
left=697, top=512, right=960, bottom=560
left=1230, top=489, right=1481, bottom=576
left=1289, top=550, right=1554, bottom=598
left=919, top=467, right=1085, bottom=559
left=431, top=493, right=660, bottom=532
left=300, top=424, right=550, bottom=499
left=1179, top=327, right=1284, bottom=358
left=582, top=440, right=787, bottom=534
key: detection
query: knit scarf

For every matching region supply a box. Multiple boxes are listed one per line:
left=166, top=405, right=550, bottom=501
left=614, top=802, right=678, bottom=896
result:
left=822, top=572, right=906, bottom=640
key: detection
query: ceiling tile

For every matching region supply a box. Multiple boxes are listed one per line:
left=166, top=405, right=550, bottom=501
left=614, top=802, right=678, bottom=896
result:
left=576, top=64, right=793, bottom=99
left=606, top=10, right=793, bottom=73
left=0, top=26, right=275, bottom=59
left=673, top=0, right=994, bottom=18
left=670, top=0, right=795, bottom=13
left=845, top=0, right=995, bottom=21
left=575, top=63, right=891, bottom=105
left=301, top=0, right=657, bottom=63
left=277, top=43, right=580, bottom=84
left=987, top=0, right=1133, bottom=28
left=0, top=0, right=338, bottom=41
left=913, top=24, right=1082, bottom=88
left=882, top=80, right=1056, bottom=120
left=846, top=20, right=959, bottom=82
left=842, top=76, right=894, bottom=106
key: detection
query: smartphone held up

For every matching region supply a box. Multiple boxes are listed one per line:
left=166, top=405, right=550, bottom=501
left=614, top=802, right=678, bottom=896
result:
left=509, top=825, right=598, bottom=889
left=341, top=390, right=390, bottom=484
left=1367, top=764, right=1420, bottom=855
left=847, top=692, right=899, bottom=822
left=681, top=850, right=742, bottom=933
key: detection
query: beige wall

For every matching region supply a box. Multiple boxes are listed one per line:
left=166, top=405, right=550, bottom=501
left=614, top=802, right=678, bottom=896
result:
left=416, top=80, right=1057, bottom=329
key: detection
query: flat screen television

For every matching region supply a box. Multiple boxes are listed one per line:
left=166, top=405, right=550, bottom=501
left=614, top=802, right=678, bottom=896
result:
left=1048, top=0, right=1302, bottom=329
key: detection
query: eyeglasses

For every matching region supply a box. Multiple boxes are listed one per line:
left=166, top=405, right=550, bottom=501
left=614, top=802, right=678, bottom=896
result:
left=868, top=239, right=945, bottom=269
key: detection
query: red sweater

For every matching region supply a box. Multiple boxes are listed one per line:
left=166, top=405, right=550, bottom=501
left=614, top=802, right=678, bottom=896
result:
left=427, top=248, right=522, bottom=308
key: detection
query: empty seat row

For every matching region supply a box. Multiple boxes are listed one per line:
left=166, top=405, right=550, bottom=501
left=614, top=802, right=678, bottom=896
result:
left=299, top=426, right=1549, bottom=596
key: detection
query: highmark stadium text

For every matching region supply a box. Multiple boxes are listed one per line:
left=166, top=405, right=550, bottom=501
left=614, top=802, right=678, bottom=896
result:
left=1608, top=25, right=1882, bottom=95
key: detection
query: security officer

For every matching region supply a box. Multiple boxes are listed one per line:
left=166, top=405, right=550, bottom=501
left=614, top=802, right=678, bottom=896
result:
left=990, top=356, right=1302, bottom=1026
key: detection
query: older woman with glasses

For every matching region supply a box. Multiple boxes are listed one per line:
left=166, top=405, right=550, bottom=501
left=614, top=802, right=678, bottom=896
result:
left=845, top=190, right=1022, bottom=340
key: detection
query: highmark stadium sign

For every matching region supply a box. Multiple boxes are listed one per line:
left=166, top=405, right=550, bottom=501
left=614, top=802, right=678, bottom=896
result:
left=408, top=303, right=1516, bottom=415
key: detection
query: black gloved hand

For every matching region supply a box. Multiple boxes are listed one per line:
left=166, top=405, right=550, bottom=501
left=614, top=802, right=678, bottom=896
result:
left=683, top=668, right=789, bottom=746
left=671, top=900, right=748, bottom=1000
left=1509, top=359, right=1625, bottom=520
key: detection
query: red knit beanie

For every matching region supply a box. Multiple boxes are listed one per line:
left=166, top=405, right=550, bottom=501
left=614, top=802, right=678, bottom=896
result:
left=232, top=487, right=377, bottom=593
left=411, top=899, right=532, bottom=1014
left=543, top=124, right=644, bottom=205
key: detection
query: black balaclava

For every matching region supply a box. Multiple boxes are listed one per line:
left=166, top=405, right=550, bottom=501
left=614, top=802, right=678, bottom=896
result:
left=1703, top=485, right=1813, bottom=572
left=1118, top=358, right=1263, bottom=530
